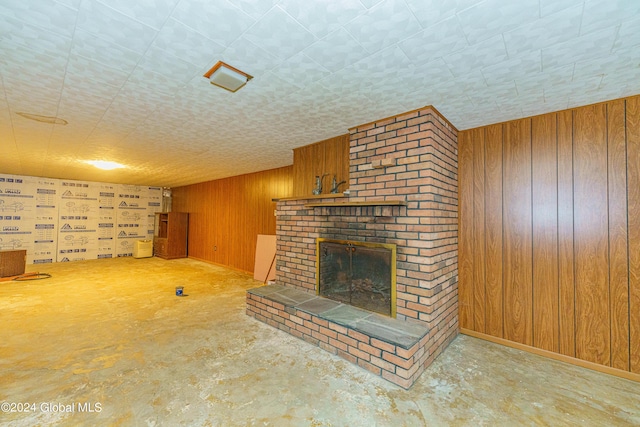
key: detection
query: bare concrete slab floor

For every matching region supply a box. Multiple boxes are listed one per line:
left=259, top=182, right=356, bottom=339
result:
left=1, top=257, right=638, bottom=426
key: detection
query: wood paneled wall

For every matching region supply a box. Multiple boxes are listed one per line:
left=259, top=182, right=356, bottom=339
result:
left=171, top=166, right=292, bottom=273
left=292, top=134, right=350, bottom=196
left=459, top=95, right=640, bottom=375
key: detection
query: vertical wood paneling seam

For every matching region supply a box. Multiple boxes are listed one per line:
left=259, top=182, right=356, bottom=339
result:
left=484, top=127, right=489, bottom=332
left=500, top=129, right=505, bottom=339
left=554, top=116, right=560, bottom=353
left=470, top=133, right=475, bottom=330
left=572, top=108, right=577, bottom=358
left=556, top=113, right=561, bottom=353
left=502, top=123, right=506, bottom=338
left=625, top=99, right=632, bottom=367
left=602, top=100, right=631, bottom=368
left=557, top=114, right=562, bottom=353
left=530, top=119, right=535, bottom=344
left=529, top=119, right=536, bottom=344
left=607, top=104, right=612, bottom=366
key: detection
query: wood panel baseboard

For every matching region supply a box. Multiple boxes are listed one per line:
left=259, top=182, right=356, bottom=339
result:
left=460, top=328, right=640, bottom=383
left=187, top=255, right=254, bottom=276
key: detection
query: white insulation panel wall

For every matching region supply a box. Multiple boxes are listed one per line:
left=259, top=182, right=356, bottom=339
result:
left=0, top=174, right=161, bottom=264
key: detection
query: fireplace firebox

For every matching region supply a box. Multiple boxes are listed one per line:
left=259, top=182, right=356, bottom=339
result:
left=316, top=238, right=396, bottom=317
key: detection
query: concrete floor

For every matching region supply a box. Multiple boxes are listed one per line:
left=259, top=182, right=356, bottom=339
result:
left=1, top=257, right=638, bottom=427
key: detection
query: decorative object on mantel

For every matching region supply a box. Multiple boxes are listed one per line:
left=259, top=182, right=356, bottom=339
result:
left=371, top=158, right=396, bottom=169
left=312, top=174, right=328, bottom=195
left=330, top=175, right=347, bottom=193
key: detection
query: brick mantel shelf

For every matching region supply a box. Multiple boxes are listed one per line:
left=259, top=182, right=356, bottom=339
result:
left=272, top=193, right=347, bottom=202
left=304, top=200, right=407, bottom=208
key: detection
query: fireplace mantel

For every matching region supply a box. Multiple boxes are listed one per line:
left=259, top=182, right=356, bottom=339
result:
left=272, top=194, right=346, bottom=202
left=304, top=200, right=407, bottom=208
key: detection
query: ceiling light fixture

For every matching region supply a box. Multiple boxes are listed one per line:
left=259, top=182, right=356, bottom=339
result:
left=203, top=61, right=252, bottom=92
left=85, top=160, right=125, bottom=170
left=16, top=112, right=68, bottom=125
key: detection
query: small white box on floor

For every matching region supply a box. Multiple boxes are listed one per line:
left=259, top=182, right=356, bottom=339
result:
left=133, top=240, right=153, bottom=258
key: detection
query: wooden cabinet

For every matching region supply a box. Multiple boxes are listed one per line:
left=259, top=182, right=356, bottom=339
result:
left=153, top=212, right=188, bottom=259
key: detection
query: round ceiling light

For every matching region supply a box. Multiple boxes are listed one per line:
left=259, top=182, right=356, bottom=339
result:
left=85, top=160, right=125, bottom=170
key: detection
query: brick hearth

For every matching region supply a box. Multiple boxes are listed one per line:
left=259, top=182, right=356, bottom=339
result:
left=247, top=106, right=459, bottom=388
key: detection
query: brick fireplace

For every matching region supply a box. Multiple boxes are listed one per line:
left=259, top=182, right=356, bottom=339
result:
left=247, top=106, right=458, bottom=388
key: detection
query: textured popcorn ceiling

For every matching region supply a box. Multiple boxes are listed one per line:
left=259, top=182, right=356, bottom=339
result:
left=1, top=0, right=639, bottom=187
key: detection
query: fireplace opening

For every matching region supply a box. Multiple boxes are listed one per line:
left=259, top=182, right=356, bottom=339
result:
left=316, top=238, right=396, bottom=317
